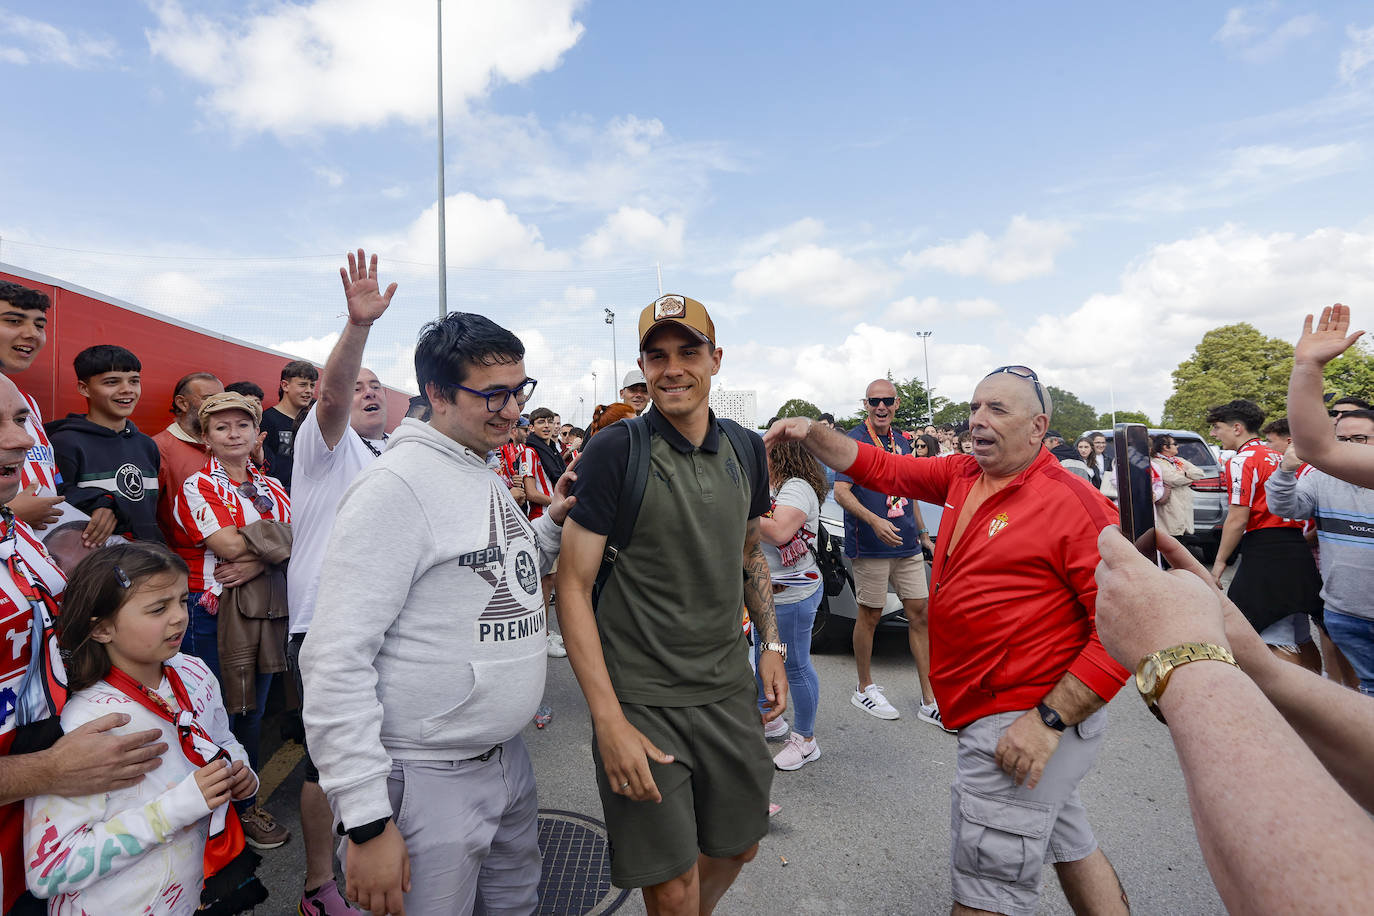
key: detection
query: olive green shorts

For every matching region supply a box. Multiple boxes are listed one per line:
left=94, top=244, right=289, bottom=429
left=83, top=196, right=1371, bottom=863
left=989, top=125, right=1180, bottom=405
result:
left=593, top=681, right=774, bottom=888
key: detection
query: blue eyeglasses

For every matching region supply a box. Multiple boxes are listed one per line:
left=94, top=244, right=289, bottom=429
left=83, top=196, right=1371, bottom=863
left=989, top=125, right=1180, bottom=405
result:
left=984, top=365, right=1048, bottom=416
left=452, top=378, right=538, bottom=413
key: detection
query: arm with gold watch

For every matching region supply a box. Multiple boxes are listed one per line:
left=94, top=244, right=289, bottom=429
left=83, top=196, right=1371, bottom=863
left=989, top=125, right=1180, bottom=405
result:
left=1094, top=525, right=1374, bottom=914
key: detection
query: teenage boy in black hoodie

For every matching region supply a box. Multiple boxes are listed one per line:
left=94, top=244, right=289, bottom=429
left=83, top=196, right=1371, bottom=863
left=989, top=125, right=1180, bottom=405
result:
left=46, top=345, right=162, bottom=542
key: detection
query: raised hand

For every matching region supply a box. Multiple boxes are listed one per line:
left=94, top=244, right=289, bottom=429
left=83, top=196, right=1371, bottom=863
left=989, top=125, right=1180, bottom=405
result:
left=1295, top=304, right=1364, bottom=369
left=340, top=249, right=398, bottom=328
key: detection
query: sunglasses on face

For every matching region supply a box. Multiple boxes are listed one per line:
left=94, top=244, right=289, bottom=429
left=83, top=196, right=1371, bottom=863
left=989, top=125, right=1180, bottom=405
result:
left=453, top=378, right=538, bottom=413
left=984, top=365, right=1048, bottom=415
left=236, top=481, right=274, bottom=515
left=866, top=397, right=896, bottom=407
left=1337, top=434, right=1371, bottom=444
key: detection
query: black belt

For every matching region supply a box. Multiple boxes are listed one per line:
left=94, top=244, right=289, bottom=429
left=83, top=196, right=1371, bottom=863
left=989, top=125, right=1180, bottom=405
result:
left=470, top=744, right=502, bottom=762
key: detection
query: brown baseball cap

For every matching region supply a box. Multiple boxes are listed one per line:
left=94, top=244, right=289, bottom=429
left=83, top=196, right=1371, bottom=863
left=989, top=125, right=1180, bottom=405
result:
left=637, top=294, right=716, bottom=350
left=198, top=391, right=263, bottom=427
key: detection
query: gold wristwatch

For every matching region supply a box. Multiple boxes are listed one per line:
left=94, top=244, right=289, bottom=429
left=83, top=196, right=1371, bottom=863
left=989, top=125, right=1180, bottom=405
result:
left=1136, top=642, right=1238, bottom=725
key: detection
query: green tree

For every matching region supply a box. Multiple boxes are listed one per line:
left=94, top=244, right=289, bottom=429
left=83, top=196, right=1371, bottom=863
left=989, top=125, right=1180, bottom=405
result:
left=1323, top=341, right=1374, bottom=402
left=773, top=398, right=821, bottom=420
left=932, top=401, right=970, bottom=428
left=1162, top=323, right=1294, bottom=433
left=1094, top=410, right=1153, bottom=430
left=1044, top=386, right=1099, bottom=440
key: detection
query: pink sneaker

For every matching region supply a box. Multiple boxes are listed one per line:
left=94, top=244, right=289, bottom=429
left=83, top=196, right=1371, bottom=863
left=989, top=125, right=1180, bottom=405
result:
left=772, top=732, right=820, bottom=771
left=763, top=716, right=790, bottom=740
left=300, top=880, right=363, bottom=915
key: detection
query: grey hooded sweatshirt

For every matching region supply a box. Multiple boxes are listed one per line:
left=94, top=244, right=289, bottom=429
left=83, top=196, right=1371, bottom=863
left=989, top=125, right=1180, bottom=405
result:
left=1266, top=466, right=1374, bottom=622
left=301, top=418, right=561, bottom=829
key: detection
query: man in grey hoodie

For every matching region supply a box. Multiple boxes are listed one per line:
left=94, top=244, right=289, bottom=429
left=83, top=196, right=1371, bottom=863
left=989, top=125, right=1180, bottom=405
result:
left=301, top=312, right=572, bottom=916
left=1265, top=408, right=1374, bottom=694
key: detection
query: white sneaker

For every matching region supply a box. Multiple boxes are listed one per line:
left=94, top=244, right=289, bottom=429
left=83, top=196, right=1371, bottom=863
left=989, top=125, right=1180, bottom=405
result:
left=851, top=684, right=899, bottom=720
left=918, top=701, right=957, bottom=733
left=546, top=633, right=567, bottom=658
left=773, top=733, right=821, bottom=771
left=763, top=716, right=790, bottom=740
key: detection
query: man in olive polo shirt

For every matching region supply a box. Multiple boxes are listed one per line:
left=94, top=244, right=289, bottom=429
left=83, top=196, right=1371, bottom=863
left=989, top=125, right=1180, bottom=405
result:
left=558, top=294, right=787, bottom=915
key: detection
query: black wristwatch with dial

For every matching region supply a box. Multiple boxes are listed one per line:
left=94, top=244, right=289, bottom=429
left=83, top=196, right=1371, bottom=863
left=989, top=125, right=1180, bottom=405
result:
left=1036, top=702, right=1067, bottom=732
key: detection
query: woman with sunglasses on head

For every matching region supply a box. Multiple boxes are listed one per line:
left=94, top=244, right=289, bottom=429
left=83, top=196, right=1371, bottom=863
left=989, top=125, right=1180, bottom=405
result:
left=172, top=391, right=293, bottom=851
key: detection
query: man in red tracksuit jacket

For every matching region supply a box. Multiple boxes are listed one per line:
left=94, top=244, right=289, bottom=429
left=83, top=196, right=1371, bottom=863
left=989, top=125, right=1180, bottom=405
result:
left=767, top=367, right=1131, bottom=916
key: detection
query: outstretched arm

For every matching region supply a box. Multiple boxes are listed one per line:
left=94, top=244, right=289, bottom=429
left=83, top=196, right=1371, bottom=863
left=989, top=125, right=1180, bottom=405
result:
left=1289, top=304, right=1374, bottom=487
left=765, top=417, right=857, bottom=471
left=318, top=249, right=397, bottom=449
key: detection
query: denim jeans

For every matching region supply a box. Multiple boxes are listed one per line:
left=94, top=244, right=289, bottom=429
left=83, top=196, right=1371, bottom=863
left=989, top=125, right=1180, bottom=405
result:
left=182, top=590, right=221, bottom=678
left=756, top=587, right=823, bottom=736
left=1322, top=608, right=1374, bottom=696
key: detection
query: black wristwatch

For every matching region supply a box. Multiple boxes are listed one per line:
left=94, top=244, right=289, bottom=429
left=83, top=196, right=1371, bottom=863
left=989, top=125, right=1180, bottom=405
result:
left=341, top=816, right=390, bottom=845
left=1036, top=702, right=1067, bottom=732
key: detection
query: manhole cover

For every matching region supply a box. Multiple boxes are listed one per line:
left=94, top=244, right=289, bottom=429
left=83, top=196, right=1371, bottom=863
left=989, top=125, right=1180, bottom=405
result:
left=536, top=809, right=630, bottom=915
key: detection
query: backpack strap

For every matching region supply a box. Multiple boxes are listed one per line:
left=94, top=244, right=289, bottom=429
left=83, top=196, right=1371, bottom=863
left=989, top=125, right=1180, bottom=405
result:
left=717, top=417, right=758, bottom=503
left=593, top=416, right=651, bottom=606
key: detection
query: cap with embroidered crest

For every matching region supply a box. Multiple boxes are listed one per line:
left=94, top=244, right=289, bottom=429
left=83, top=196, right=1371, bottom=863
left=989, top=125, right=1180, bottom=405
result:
left=638, top=294, right=716, bottom=351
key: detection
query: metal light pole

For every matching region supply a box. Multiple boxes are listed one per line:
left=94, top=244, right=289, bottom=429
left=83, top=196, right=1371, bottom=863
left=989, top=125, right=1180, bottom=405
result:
left=604, top=308, right=617, bottom=388
left=435, top=0, right=448, bottom=317
left=577, top=396, right=584, bottom=427
left=591, top=371, right=597, bottom=407
left=916, top=331, right=933, bottom=424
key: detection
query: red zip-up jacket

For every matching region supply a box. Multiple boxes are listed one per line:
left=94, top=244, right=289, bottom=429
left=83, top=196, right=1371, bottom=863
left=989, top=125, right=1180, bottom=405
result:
left=844, top=443, right=1129, bottom=730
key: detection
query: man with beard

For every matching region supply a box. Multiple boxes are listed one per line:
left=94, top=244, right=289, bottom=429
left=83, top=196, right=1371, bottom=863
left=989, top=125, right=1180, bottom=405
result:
left=153, top=371, right=223, bottom=545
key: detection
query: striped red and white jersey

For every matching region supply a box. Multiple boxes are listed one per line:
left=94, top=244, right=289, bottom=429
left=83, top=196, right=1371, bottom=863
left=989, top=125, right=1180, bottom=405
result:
left=0, top=515, right=66, bottom=912
left=18, top=391, right=59, bottom=496
left=173, top=457, right=290, bottom=592
left=1222, top=437, right=1304, bottom=533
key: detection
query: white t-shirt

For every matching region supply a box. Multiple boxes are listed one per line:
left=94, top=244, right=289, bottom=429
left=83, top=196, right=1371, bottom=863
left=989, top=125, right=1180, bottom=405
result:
left=286, top=406, right=383, bottom=634
left=763, top=477, right=821, bottom=604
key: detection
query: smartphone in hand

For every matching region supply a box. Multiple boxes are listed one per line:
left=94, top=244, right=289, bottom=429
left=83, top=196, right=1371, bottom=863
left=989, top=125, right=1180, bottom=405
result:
left=1114, top=423, right=1159, bottom=562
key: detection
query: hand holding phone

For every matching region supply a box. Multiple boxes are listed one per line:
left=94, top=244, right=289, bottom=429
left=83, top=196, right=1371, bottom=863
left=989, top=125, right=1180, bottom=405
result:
left=1114, top=423, right=1159, bottom=563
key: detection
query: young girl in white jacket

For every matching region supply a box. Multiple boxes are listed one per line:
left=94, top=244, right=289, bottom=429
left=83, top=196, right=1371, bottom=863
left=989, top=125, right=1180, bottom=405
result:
left=24, top=543, right=266, bottom=915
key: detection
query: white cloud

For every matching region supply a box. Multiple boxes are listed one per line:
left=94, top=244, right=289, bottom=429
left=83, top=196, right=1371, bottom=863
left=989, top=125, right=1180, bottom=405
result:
left=0, top=11, right=116, bottom=67
left=265, top=332, right=338, bottom=365
left=580, top=207, right=685, bottom=262
left=145, top=0, right=585, bottom=137
left=731, top=245, right=900, bottom=310
left=724, top=325, right=996, bottom=420
left=366, top=192, right=571, bottom=270
left=449, top=110, right=736, bottom=214
left=1025, top=224, right=1374, bottom=416
left=901, top=215, right=1073, bottom=284
left=1215, top=7, right=1320, bottom=62
left=1123, top=142, right=1361, bottom=212
left=132, top=271, right=224, bottom=320
left=884, top=296, right=1002, bottom=324
left=1340, top=24, right=1374, bottom=82
left=313, top=166, right=345, bottom=188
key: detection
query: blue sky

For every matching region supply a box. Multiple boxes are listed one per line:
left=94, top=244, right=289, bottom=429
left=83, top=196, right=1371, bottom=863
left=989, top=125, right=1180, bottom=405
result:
left=3, top=1, right=1374, bottom=426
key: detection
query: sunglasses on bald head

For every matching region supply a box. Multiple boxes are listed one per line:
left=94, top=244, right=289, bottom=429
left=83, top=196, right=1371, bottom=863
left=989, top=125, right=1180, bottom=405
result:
left=984, top=365, right=1048, bottom=415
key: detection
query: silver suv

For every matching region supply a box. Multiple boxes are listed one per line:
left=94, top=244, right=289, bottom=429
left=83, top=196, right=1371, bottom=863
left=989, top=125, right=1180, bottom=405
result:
left=1083, top=428, right=1229, bottom=562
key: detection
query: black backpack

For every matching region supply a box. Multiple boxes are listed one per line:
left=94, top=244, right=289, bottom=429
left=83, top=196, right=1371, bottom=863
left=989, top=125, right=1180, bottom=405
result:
left=592, top=415, right=757, bottom=608
left=809, top=518, right=852, bottom=598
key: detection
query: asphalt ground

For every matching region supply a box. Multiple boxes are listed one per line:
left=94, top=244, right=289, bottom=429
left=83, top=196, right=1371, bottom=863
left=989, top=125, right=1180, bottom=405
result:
left=249, top=629, right=1224, bottom=916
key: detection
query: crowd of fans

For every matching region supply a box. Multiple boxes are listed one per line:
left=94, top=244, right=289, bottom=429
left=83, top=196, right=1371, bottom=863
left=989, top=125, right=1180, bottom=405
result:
left=0, top=259, right=1371, bottom=916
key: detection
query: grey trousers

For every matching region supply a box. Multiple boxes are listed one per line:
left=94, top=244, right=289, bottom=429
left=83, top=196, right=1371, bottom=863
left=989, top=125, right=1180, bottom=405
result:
left=377, top=735, right=541, bottom=916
